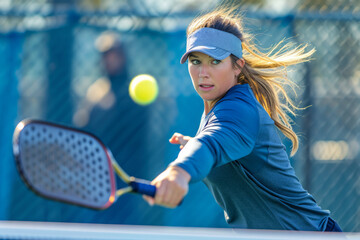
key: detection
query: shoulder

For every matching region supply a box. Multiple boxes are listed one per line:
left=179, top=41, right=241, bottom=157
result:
left=201, top=85, right=260, bottom=154
left=212, top=84, right=259, bottom=122
left=204, top=85, right=260, bottom=139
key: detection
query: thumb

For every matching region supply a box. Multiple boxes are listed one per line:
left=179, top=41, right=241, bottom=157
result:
left=143, top=195, right=155, bottom=206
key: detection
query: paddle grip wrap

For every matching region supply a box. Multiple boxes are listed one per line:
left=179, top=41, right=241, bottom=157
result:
left=129, top=178, right=156, bottom=197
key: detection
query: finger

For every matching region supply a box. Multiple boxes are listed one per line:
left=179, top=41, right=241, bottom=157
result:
left=169, top=191, right=183, bottom=207
left=169, top=137, right=179, bottom=144
left=143, top=195, right=155, bottom=206
left=154, top=181, right=167, bottom=205
left=162, top=184, right=179, bottom=206
left=162, top=191, right=173, bottom=207
left=162, top=182, right=186, bottom=207
left=177, top=136, right=187, bottom=146
left=169, top=190, right=185, bottom=208
left=174, top=194, right=184, bottom=206
left=160, top=192, right=179, bottom=208
left=154, top=181, right=179, bottom=208
left=169, top=133, right=183, bottom=144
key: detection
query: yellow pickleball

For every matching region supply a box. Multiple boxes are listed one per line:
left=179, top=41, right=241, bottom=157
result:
left=129, top=74, right=158, bottom=106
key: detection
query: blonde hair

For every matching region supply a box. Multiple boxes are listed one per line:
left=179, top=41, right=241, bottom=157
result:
left=187, top=7, right=314, bottom=156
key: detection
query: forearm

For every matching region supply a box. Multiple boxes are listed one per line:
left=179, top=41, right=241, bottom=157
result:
left=169, top=137, right=215, bottom=182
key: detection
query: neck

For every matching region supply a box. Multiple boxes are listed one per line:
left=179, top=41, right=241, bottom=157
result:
left=203, top=100, right=217, bottom=115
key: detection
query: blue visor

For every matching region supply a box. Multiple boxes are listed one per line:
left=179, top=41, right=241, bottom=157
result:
left=180, top=27, right=243, bottom=64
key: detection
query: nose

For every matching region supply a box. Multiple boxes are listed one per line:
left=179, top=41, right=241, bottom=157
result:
left=199, top=65, right=209, bottom=79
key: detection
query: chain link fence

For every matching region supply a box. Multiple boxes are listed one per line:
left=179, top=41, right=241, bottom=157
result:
left=0, top=0, right=359, bottom=232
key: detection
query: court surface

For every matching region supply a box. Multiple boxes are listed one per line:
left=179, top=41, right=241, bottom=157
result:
left=0, top=221, right=358, bottom=240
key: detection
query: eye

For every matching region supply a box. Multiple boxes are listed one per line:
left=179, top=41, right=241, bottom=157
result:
left=212, top=59, right=221, bottom=65
left=190, top=59, right=200, bottom=65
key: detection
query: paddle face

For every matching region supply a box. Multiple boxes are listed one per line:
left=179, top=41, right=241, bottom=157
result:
left=13, top=120, right=117, bottom=209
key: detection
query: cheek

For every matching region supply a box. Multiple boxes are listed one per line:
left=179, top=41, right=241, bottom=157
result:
left=188, top=65, right=199, bottom=82
left=188, top=65, right=197, bottom=77
left=215, top=67, right=236, bottom=85
left=188, top=65, right=197, bottom=88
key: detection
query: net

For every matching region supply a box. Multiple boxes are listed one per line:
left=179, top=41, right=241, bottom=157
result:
left=0, top=221, right=354, bottom=240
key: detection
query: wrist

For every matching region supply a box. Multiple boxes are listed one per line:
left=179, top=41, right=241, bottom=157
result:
left=167, top=166, right=191, bottom=183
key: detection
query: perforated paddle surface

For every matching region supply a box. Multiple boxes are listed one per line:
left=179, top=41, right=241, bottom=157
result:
left=15, top=121, right=115, bottom=209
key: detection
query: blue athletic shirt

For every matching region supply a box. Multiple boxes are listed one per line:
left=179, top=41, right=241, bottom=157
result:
left=170, top=84, right=330, bottom=230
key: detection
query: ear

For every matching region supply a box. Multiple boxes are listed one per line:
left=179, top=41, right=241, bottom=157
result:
left=234, top=58, right=245, bottom=75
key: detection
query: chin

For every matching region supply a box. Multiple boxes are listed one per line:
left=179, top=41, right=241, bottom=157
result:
left=201, top=96, right=218, bottom=102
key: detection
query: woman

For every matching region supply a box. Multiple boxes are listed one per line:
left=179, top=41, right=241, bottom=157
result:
left=144, top=7, right=342, bottom=231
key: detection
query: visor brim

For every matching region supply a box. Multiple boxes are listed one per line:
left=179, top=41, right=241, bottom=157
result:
left=180, top=46, right=231, bottom=64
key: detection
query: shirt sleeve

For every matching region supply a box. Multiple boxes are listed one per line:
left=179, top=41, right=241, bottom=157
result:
left=170, top=99, right=260, bottom=182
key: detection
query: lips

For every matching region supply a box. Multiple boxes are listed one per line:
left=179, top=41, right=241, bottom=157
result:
left=199, top=84, right=214, bottom=91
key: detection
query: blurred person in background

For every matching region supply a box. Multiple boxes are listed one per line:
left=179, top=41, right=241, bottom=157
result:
left=77, top=31, right=148, bottom=178
left=143, top=6, right=342, bottom=232
left=80, top=31, right=130, bottom=127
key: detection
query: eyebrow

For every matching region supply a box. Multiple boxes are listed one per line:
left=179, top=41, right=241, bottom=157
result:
left=188, top=53, right=219, bottom=61
left=188, top=53, right=199, bottom=58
